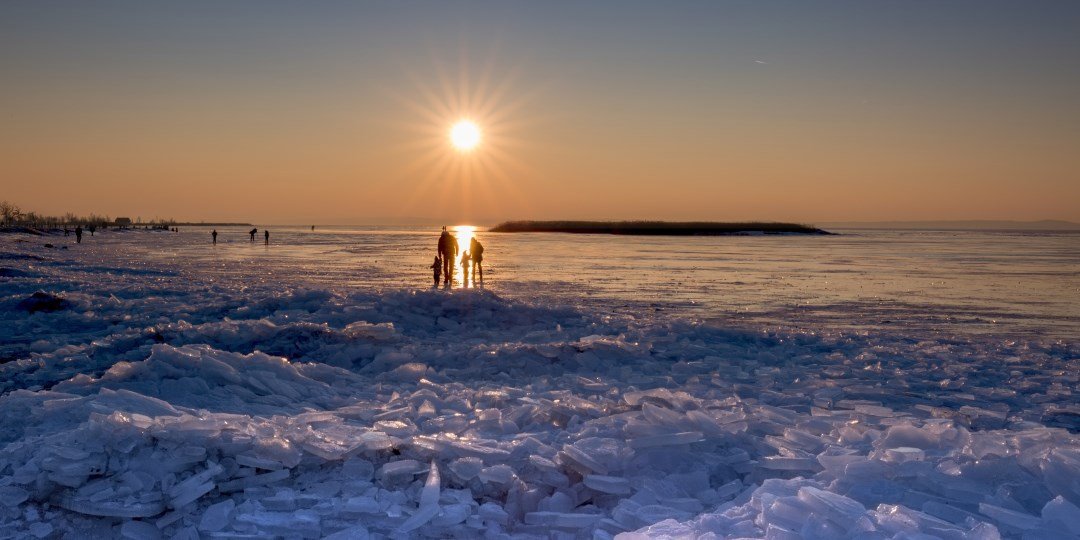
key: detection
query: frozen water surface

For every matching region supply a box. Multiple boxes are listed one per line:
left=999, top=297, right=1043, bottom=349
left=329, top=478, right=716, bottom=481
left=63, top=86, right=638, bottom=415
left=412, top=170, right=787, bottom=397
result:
left=0, top=227, right=1077, bottom=539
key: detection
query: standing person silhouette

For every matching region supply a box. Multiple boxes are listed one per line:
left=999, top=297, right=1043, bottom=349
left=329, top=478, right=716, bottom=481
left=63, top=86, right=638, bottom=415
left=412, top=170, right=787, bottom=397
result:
left=264, top=230, right=269, bottom=245
left=430, top=256, right=442, bottom=286
left=249, top=228, right=257, bottom=242
left=469, top=236, right=484, bottom=283
left=211, top=229, right=218, bottom=244
left=437, top=226, right=458, bottom=285
left=75, top=226, right=83, bottom=244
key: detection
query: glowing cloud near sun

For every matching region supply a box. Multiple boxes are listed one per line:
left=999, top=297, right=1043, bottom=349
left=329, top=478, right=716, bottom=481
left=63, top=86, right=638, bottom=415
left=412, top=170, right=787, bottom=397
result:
left=450, top=120, right=481, bottom=151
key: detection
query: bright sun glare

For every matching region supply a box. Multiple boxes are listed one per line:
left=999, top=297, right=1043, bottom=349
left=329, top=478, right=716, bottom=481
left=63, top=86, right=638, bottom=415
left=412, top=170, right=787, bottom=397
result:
left=450, top=120, right=481, bottom=151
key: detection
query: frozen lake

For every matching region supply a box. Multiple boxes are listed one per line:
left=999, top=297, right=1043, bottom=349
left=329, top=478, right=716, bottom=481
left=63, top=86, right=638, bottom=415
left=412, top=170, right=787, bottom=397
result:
left=0, top=226, right=1078, bottom=538
left=54, top=225, right=1080, bottom=337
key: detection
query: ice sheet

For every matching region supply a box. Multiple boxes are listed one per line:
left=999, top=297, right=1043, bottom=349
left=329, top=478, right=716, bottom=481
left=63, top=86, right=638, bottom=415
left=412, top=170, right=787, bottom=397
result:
left=0, top=231, right=1077, bottom=538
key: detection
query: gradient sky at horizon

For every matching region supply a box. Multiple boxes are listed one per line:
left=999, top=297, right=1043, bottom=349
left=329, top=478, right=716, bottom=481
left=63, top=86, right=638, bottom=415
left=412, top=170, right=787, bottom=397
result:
left=2, top=1, right=1079, bottom=225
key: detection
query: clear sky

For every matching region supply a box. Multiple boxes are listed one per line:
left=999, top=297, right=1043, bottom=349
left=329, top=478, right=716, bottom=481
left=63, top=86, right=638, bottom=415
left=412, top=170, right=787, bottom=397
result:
left=2, top=1, right=1078, bottom=225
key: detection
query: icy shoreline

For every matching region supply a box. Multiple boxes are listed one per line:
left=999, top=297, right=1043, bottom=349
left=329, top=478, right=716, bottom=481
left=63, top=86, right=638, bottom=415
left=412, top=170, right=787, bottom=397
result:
left=1, top=237, right=1079, bottom=538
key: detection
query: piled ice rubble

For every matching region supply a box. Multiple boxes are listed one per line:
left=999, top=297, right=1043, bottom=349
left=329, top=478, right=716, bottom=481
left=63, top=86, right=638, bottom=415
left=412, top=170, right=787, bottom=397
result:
left=1, top=238, right=1079, bottom=538
left=1, top=329, right=1078, bottom=538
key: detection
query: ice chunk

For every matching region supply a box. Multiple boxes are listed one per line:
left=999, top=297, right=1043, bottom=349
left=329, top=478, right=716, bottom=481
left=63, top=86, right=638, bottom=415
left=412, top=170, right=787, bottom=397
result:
left=420, top=460, right=441, bottom=507
left=479, top=501, right=509, bottom=525
left=0, top=485, right=30, bottom=506
left=882, top=446, right=925, bottom=463
left=120, top=520, right=162, bottom=539
left=28, top=522, right=53, bottom=539
left=199, top=498, right=236, bottom=532
left=1042, top=496, right=1080, bottom=535
left=218, top=468, right=290, bottom=493
left=797, top=486, right=867, bottom=527
left=478, top=464, right=517, bottom=486
left=378, top=459, right=426, bottom=487
left=167, top=462, right=223, bottom=508
left=324, top=525, right=371, bottom=540
left=448, top=457, right=484, bottom=481
left=979, top=502, right=1040, bottom=531
left=57, top=494, right=165, bottom=518
left=170, top=527, right=199, bottom=540
left=562, top=437, right=625, bottom=474
left=431, top=502, right=470, bottom=526
left=397, top=504, right=439, bottom=533
left=759, top=456, right=820, bottom=471
left=235, top=453, right=285, bottom=471
left=394, top=461, right=442, bottom=533
left=525, top=511, right=602, bottom=528
left=628, top=431, right=704, bottom=449
left=584, top=475, right=633, bottom=495
left=343, top=321, right=395, bottom=340
left=342, top=457, right=375, bottom=481
left=235, top=510, right=321, bottom=538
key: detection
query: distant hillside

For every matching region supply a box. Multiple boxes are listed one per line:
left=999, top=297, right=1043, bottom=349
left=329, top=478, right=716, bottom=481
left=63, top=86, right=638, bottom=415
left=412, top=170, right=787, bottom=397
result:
left=821, top=220, right=1080, bottom=231
left=489, top=221, right=831, bottom=235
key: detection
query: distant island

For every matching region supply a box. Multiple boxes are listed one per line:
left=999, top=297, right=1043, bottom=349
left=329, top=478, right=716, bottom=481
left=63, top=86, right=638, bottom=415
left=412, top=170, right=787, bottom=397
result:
left=489, top=220, right=831, bottom=235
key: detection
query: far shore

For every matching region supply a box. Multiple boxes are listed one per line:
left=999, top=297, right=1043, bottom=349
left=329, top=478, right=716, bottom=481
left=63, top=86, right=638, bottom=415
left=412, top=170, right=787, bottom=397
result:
left=0, top=223, right=253, bottom=235
left=489, top=220, right=832, bottom=236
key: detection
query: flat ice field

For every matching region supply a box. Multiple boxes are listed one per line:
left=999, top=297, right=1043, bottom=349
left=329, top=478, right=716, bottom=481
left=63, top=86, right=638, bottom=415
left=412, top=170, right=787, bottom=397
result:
left=1, top=229, right=1078, bottom=539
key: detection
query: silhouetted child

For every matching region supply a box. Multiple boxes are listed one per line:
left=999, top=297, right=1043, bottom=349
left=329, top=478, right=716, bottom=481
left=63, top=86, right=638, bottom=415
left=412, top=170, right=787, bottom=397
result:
left=264, top=230, right=269, bottom=245
left=431, top=256, right=441, bottom=286
left=460, top=251, right=471, bottom=286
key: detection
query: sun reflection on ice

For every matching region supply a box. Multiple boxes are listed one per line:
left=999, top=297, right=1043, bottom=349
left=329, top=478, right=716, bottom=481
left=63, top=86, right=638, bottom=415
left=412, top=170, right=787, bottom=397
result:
left=451, top=225, right=477, bottom=287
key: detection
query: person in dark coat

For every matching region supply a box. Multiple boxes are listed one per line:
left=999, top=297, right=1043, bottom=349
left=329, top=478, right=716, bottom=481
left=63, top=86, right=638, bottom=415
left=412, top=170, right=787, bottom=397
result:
left=75, top=226, right=83, bottom=243
left=469, top=236, right=484, bottom=283
left=436, top=226, right=458, bottom=285
left=211, top=229, right=218, bottom=244
left=264, top=230, right=269, bottom=245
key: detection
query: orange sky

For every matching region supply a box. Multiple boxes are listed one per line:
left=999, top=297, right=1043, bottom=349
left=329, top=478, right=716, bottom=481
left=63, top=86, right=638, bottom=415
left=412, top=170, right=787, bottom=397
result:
left=2, top=3, right=1078, bottom=225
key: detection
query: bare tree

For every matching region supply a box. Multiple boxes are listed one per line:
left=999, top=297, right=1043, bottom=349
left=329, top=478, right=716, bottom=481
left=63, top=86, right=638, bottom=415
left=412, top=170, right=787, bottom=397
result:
left=0, top=200, right=20, bottom=224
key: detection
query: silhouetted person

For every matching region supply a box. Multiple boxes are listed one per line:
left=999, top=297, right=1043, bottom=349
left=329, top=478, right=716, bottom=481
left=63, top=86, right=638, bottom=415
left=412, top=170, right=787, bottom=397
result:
left=264, top=230, right=269, bottom=245
left=431, top=256, right=442, bottom=286
left=89, top=225, right=96, bottom=236
left=249, top=228, right=257, bottom=242
left=460, top=251, right=471, bottom=286
left=437, top=226, right=458, bottom=285
left=75, top=226, right=83, bottom=244
left=311, top=225, right=315, bottom=231
left=211, top=229, right=218, bottom=244
left=470, top=237, right=484, bottom=283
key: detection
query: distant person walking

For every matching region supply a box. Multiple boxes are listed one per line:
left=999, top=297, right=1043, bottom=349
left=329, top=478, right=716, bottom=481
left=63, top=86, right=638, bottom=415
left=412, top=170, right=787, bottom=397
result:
left=211, top=229, right=218, bottom=244
left=460, top=251, right=472, bottom=286
left=264, top=230, right=269, bottom=245
left=437, top=226, right=458, bottom=285
left=470, top=236, right=484, bottom=283
left=89, top=225, right=96, bottom=237
left=75, top=226, right=83, bottom=244
left=431, top=256, right=442, bottom=286
left=249, top=228, right=257, bottom=242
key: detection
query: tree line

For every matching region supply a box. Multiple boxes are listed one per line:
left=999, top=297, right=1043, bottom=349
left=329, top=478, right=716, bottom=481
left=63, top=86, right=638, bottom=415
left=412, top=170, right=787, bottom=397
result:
left=0, top=201, right=175, bottom=229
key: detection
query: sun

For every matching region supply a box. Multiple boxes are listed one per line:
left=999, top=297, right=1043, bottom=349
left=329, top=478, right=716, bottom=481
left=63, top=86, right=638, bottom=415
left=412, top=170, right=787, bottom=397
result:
left=450, top=120, right=481, bottom=151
